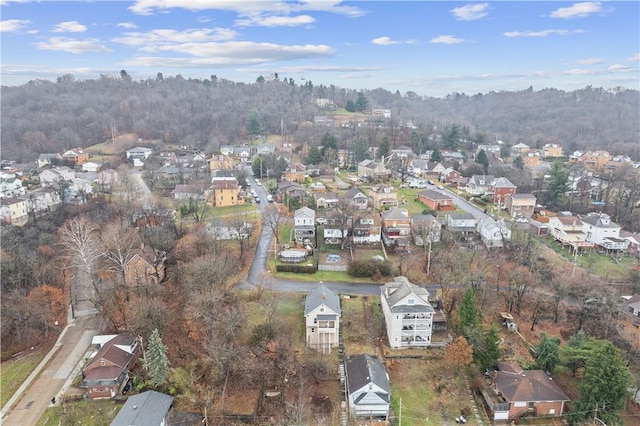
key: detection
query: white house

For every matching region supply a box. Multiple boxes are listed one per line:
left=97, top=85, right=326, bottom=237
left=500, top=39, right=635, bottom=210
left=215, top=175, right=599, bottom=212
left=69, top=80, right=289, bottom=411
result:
left=345, top=354, right=391, bottom=419
left=446, top=212, right=477, bottom=234
left=207, top=220, right=252, bottom=240
left=0, top=177, right=25, bottom=198
left=352, top=216, right=382, bottom=244
left=82, top=162, right=102, bottom=173
left=549, top=215, right=593, bottom=249
left=0, top=196, right=28, bottom=226
left=39, top=167, right=75, bottom=187
left=294, top=206, right=315, bottom=243
left=410, top=214, right=441, bottom=246
left=28, top=187, right=61, bottom=213
left=344, top=188, right=369, bottom=210
left=304, top=285, right=341, bottom=353
left=477, top=219, right=511, bottom=248
left=126, top=147, right=153, bottom=160
left=466, top=175, right=494, bottom=195
left=579, top=212, right=629, bottom=251
left=381, top=276, right=434, bottom=349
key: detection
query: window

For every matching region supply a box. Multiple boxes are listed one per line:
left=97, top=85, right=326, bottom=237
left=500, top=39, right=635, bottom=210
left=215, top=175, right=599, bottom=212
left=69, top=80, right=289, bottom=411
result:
left=407, top=299, right=415, bottom=305
left=549, top=409, right=555, bottom=415
left=311, top=328, right=315, bottom=333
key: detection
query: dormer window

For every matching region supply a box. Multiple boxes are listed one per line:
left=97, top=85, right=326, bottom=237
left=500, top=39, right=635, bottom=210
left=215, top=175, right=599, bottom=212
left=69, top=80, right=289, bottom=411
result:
left=408, top=299, right=415, bottom=305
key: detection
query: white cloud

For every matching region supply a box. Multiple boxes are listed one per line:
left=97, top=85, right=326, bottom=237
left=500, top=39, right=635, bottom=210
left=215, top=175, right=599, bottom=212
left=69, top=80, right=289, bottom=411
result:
left=236, top=14, right=315, bottom=27
left=35, top=37, right=112, bottom=53
left=372, top=37, right=400, bottom=46
left=0, top=19, right=30, bottom=32
left=430, top=35, right=464, bottom=44
left=564, top=69, right=590, bottom=75
left=503, top=29, right=583, bottom=37
left=626, top=53, right=640, bottom=62
left=113, top=28, right=238, bottom=46
left=52, top=21, right=87, bottom=33
left=550, top=2, right=604, bottom=19
left=577, top=58, right=603, bottom=65
left=244, top=64, right=383, bottom=73
left=117, top=22, right=138, bottom=29
left=450, top=3, right=489, bottom=21
left=123, top=41, right=334, bottom=67
left=129, top=0, right=364, bottom=17
left=609, top=64, right=631, bottom=71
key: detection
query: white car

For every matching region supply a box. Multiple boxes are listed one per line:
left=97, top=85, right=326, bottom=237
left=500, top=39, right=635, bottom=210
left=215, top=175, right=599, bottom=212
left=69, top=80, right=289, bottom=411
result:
left=255, top=179, right=262, bottom=186
left=515, top=217, right=528, bottom=223
left=316, top=217, right=327, bottom=225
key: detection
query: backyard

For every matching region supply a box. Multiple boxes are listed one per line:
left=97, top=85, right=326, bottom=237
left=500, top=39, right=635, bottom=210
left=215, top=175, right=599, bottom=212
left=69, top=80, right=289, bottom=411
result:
left=1, top=347, right=48, bottom=407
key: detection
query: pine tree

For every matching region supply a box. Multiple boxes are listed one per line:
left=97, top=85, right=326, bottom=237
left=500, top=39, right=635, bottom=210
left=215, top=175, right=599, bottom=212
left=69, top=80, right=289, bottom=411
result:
left=431, top=148, right=442, bottom=162
left=476, top=149, right=489, bottom=174
left=144, top=328, right=169, bottom=388
left=536, top=332, right=561, bottom=372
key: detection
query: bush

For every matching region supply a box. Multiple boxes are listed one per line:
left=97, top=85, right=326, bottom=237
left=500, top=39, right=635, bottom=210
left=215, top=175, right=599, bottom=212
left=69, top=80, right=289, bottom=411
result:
left=348, top=259, right=392, bottom=278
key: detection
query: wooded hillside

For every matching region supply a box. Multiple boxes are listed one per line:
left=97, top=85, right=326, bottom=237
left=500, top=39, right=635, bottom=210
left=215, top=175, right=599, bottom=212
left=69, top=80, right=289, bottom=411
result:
left=1, top=74, right=638, bottom=162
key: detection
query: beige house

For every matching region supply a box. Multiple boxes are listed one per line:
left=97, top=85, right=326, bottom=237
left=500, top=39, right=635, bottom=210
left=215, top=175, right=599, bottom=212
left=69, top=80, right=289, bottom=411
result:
left=369, top=185, right=398, bottom=210
left=304, top=285, right=341, bottom=353
left=357, top=159, right=387, bottom=180
left=542, top=143, right=564, bottom=158
left=0, top=196, right=28, bottom=226
left=207, top=154, right=236, bottom=173
left=505, top=193, right=536, bottom=218
left=549, top=215, right=593, bottom=249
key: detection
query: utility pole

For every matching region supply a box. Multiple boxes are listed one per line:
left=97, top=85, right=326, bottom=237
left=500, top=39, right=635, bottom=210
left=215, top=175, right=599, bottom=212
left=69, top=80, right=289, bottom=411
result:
left=398, top=397, right=402, bottom=426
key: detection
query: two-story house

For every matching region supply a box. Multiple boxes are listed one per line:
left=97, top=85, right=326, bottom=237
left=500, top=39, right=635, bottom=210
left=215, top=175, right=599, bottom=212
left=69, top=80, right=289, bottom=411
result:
left=323, top=209, right=349, bottom=245
left=125, top=147, right=153, bottom=160
left=477, top=219, right=511, bottom=248
left=549, top=215, right=593, bottom=249
left=446, top=212, right=477, bottom=234
left=344, top=188, right=369, bottom=210
left=207, top=154, right=236, bottom=173
left=352, top=215, right=382, bottom=245
left=82, top=334, right=139, bottom=398
left=579, top=212, right=629, bottom=251
left=0, top=196, right=28, bottom=226
left=124, top=250, right=167, bottom=286
left=36, top=153, right=62, bottom=168
left=39, top=166, right=75, bottom=187
left=62, top=148, right=90, bottom=166
left=357, top=160, right=387, bottom=181
left=490, top=177, right=517, bottom=205
left=381, top=276, right=434, bottom=348
left=294, top=206, right=316, bottom=244
left=369, top=185, right=398, bottom=210
left=505, top=193, right=536, bottom=218
left=381, top=207, right=411, bottom=247
left=511, top=143, right=530, bottom=155
left=466, top=175, right=494, bottom=195
left=207, top=177, right=244, bottom=207
left=542, top=143, right=564, bottom=158
left=345, top=354, right=391, bottom=419
left=315, top=192, right=339, bottom=209
left=304, top=285, right=341, bottom=353
left=282, top=163, right=307, bottom=183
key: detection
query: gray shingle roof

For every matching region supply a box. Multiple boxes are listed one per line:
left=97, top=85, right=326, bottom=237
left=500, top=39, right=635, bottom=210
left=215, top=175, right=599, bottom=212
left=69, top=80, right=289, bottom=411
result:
left=110, top=391, right=174, bottom=426
left=382, top=276, right=433, bottom=313
left=304, top=285, right=341, bottom=316
left=346, top=354, right=391, bottom=394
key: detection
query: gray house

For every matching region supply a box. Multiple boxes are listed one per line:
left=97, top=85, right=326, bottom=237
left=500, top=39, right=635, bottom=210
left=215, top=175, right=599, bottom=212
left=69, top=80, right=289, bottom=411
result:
left=346, top=354, right=391, bottom=419
left=294, top=206, right=316, bottom=244
left=110, top=391, right=174, bottom=426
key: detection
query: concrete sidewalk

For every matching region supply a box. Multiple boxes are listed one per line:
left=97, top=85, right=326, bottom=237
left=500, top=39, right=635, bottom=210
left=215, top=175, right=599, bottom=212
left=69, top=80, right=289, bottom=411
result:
left=0, top=314, right=101, bottom=426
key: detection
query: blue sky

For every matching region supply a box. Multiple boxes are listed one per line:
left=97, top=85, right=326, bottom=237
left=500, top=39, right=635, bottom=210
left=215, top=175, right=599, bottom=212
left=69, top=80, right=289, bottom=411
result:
left=1, top=1, right=638, bottom=98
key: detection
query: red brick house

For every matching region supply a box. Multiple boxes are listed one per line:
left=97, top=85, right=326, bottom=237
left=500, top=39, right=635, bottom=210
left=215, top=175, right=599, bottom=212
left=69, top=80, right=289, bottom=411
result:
left=490, top=361, right=569, bottom=421
left=417, top=189, right=454, bottom=211
left=82, top=334, right=139, bottom=398
left=489, top=177, right=517, bottom=206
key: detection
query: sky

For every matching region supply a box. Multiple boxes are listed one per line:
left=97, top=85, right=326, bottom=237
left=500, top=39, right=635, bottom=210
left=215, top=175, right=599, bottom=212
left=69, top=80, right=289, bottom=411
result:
left=1, top=1, right=639, bottom=98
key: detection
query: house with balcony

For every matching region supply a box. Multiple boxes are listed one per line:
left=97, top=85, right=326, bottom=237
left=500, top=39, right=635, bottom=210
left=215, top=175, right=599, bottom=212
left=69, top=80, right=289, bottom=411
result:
left=369, top=185, right=398, bottom=210
left=345, top=354, right=391, bottom=419
left=549, top=215, right=593, bottom=249
left=304, top=285, right=341, bottom=353
left=490, top=177, right=517, bottom=205
left=505, top=193, right=536, bottom=218
left=579, top=212, right=629, bottom=251
left=511, top=143, right=530, bottom=155
left=487, top=361, right=569, bottom=422
left=344, top=188, right=369, bottom=210
left=411, top=214, right=441, bottom=246
left=417, top=189, right=454, bottom=211
left=294, top=206, right=316, bottom=244
left=125, top=147, right=153, bottom=160
left=207, top=177, right=244, bottom=207
left=323, top=209, right=349, bottom=245
left=352, top=215, right=381, bottom=245
left=381, top=276, right=434, bottom=348
left=466, top=175, right=494, bottom=195
left=62, top=148, right=90, bottom=166
left=381, top=207, right=411, bottom=247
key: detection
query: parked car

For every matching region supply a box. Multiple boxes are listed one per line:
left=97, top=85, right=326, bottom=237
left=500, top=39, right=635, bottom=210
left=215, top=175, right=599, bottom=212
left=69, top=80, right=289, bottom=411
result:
left=316, top=217, right=327, bottom=225
left=515, top=216, right=528, bottom=223
left=267, top=194, right=273, bottom=202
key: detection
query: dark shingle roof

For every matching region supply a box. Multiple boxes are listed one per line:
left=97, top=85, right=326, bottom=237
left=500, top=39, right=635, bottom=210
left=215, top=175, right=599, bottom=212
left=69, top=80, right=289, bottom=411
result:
left=346, top=354, right=391, bottom=394
left=304, top=285, right=341, bottom=316
left=110, top=391, right=174, bottom=426
left=495, top=367, right=569, bottom=404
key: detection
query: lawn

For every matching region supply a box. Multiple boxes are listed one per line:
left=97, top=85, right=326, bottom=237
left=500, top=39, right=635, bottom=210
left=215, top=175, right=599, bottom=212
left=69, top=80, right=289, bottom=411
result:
left=341, top=296, right=380, bottom=356
left=37, top=399, right=121, bottom=426
left=1, top=348, right=48, bottom=407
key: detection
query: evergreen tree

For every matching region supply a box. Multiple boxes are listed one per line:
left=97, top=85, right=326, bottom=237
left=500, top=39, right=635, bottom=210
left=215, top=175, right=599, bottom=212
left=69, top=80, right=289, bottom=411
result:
left=572, top=339, right=633, bottom=424
left=144, top=328, right=169, bottom=388
left=355, top=92, right=369, bottom=112
left=536, top=332, right=561, bottom=372
left=320, top=132, right=339, bottom=157
left=476, top=149, right=489, bottom=174
left=345, top=100, right=356, bottom=112
left=431, top=148, right=443, bottom=163
left=443, top=124, right=460, bottom=149
left=352, top=139, right=370, bottom=164
left=547, top=161, right=569, bottom=209
left=246, top=109, right=262, bottom=138
left=513, top=155, right=524, bottom=170
left=458, top=288, right=481, bottom=331
left=378, top=137, right=390, bottom=160
left=560, top=330, right=589, bottom=377
left=306, top=145, right=323, bottom=165
left=477, top=326, right=502, bottom=371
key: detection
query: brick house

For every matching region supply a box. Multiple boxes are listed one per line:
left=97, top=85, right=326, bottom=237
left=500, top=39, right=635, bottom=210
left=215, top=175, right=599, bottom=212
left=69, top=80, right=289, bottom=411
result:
left=489, top=177, right=517, bottom=205
left=82, top=334, right=139, bottom=398
left=417, top=189, right=454, bottom=211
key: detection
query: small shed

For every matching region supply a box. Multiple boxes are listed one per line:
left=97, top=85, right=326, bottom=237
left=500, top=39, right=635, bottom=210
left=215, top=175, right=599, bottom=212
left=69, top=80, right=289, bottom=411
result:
left=529, top=220, right=549, bottom=236
left=500, top=312, right=518, bottom=332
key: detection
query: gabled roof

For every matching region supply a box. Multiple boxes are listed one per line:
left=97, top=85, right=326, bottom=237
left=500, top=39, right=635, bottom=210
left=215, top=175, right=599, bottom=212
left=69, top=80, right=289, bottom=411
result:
left=508, top=193, right=536, bottom=200
left=447, top=212, right=475, bottom=221
left=111, top=391, right=174, bottom=426
left=494, top=365, right=569, bottom=404
left=346, top=354, right=391, bottom=395
left=304, top=285, right=341, bottom=316
left=382, top=207, right=409, bottom=221
left=579, top=212, right=620, bottom=229
left=382, top=276, right=433, bottom=313
left=419, top=189, right=452, bottom=201
left=295, top=206, right=315, bottom=219
left=84, top=334, right=138, bottom=380
left=316, top=192, right=338, bottom=201
left=469, top=175, right=494, bottom=185
left=491, top=177, right=517, bottom=188
left=345, top=188, right=367, bottom=200
left=626, top=295, right=640, bottom=312
left=411, top=214, right=438, bottom=225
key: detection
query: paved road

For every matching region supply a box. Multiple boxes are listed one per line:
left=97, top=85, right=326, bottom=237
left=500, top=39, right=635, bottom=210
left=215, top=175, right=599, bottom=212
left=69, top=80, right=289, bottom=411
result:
left=440, top=185, right=492, bottom=221
left=1, top=315, right=102, bottom=426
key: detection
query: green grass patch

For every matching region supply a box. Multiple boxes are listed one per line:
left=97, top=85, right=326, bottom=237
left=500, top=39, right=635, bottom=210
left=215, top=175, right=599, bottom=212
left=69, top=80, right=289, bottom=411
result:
left=1, top=349, right=48, bottom=407
left=341, top=296, right=380, bottom=356
left=208, top=203, right=260, bottom=218
left=37, top=399, right=121, bottom=426
left=274, top=269, right=376, bottom=283
left=279, top=223, right=294, bottom=244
